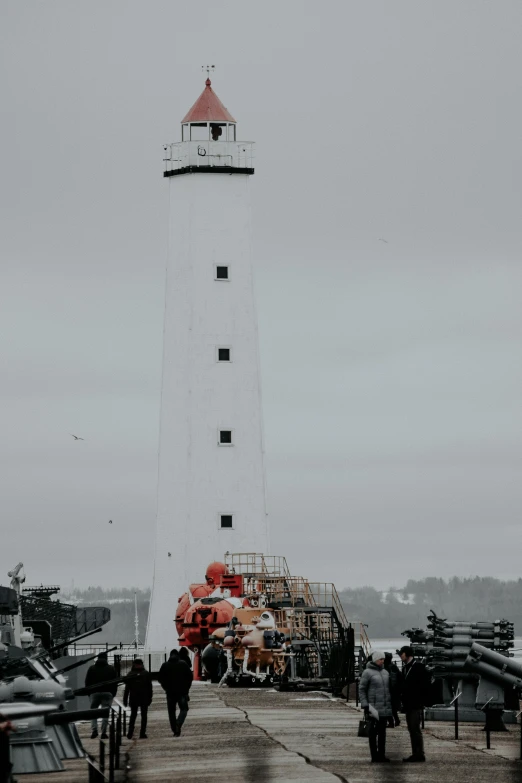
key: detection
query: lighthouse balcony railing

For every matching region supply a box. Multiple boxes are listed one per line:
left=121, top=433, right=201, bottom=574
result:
left=164, top=140, right=255, bottom=173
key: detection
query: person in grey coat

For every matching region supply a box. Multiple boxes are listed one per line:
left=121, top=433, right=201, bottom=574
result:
left=359, top=650, right=393, bottom=762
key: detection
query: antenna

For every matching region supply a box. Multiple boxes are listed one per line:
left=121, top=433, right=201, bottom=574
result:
left=202, top=64, right=216, bottom=79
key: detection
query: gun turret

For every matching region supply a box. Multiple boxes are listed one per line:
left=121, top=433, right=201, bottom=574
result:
left=1, top=702, right=110, bottom=775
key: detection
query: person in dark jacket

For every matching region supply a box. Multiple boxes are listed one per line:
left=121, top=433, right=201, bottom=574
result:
left=123, top=659, right=153, bottom=740
left=158, top=649, right=193, bottom=736
left=359, top=650, right=392, bottom=763
left=399, top=645, right=428, bottom=762
left=384, top=652, right=402, bottom=728
left=85, top=652, right=117, bottom=739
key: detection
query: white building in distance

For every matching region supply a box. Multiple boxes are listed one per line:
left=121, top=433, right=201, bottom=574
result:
left=146, top=79, right=270, bottom=651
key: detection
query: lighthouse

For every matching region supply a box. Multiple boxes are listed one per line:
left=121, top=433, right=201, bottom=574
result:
left=145, top=78, right=270, bottom=650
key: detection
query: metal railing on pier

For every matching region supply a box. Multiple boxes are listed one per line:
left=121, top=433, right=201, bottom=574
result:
left=66, top=643, right=169, bottom=675
left=87, top=699, right=127, bottom=782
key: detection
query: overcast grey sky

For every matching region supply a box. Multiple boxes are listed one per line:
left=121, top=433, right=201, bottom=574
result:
left=1, top=0, right=521, bottom=593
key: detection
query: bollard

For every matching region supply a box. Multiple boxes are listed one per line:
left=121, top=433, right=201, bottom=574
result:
left=485, top=708, right=491, bottom=749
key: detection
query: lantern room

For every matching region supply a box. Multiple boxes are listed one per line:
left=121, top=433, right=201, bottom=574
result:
left=164, top=77, right=254, bottom=176
left=181, top=78, right=237, bottom=142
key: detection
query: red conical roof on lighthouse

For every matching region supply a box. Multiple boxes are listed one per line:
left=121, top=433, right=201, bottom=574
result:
left=182, top=79, right=236, bottom=123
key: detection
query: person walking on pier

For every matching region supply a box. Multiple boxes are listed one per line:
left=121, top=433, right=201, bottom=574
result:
left=399, top=645, right=428, bottom=763
left=359, top=650, right=393, bottom=763
left=384, top=652, right=402, bottom=728
left=158, top=649, right=193, bottom=737
left=85, top=652, right=118, bottom=739
left=123, top=658, right=153, bottom=739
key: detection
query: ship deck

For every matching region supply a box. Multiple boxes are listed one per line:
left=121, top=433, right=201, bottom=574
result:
left=22, top=682, right=522, bottom=782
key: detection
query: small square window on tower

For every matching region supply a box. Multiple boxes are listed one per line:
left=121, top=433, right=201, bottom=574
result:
left=217, top=347, right=231, bottom=362
left=215, top=265, right=229, bottom=280
left=218, top=429, right=233, bottom=445
left=220, top=514, right=233, bottom=529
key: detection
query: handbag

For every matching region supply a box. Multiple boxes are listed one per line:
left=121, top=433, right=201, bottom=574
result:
left=358, top=719, right=370, bottom=738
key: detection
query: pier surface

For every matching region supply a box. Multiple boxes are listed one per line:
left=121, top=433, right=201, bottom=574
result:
left=22, top=682, right=522, bottom=782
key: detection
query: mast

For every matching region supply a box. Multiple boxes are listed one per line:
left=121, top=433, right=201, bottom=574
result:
left=133, top=591, right=142, bottom=650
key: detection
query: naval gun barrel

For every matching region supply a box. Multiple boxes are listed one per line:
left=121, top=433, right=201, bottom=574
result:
left=47, top=627, right=103, bottom=655
left=0, top=703, right=110, bottom=724
left=45, top=707, right=110, bottom=725
left=74, top=670, right=140, bottom=697
left=464, top=642, right=522, bottom=690
left=0, top=703, right=57, bottom=721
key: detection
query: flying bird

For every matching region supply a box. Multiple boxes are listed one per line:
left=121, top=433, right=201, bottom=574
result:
left=108, top=520, right=113, bottom=524
left=70, top=434, right=84, bottom=440
left=378, top=238, right=388, bottom=244
left=168, top=552, right=171, bottom=557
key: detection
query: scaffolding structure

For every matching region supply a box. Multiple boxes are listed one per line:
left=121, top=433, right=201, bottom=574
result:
left=224, top=553, right=355, bottom=691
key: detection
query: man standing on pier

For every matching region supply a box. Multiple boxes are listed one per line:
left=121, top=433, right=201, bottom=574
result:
left=158, top=649, right=193, bottom=737
left=399, top=645, right=428, bottom=763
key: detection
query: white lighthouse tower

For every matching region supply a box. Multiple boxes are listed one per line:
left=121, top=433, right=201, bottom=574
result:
left=146, top=78, right=270, bottom=650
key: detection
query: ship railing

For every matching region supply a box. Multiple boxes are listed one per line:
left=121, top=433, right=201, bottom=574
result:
left=348, top=621, right=371, bottom=659
left=252, top=575, right=317, bottom=608
left=307, top=583, right=350, bottom=628
left=65, top=643, right=170, bottom=675
left=281, top=607, right=336, bottom=644
left=225, top=552, right=292, bottom=580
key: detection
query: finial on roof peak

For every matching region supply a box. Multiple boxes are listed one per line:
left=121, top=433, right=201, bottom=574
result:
left=202, top=64, right=215, bottom=87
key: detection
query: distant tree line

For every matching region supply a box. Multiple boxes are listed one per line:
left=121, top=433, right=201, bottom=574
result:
left=338, top=577, right=522, bottom=638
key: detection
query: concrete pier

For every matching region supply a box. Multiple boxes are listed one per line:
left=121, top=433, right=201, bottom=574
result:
left=21, top=682, right=522, bottom=781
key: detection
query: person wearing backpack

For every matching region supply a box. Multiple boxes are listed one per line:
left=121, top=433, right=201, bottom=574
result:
left=399, top=645, right=429, bottom=762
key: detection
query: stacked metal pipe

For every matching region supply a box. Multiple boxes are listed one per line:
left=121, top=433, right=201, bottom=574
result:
left=402, top=611, right=515, bottom=728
